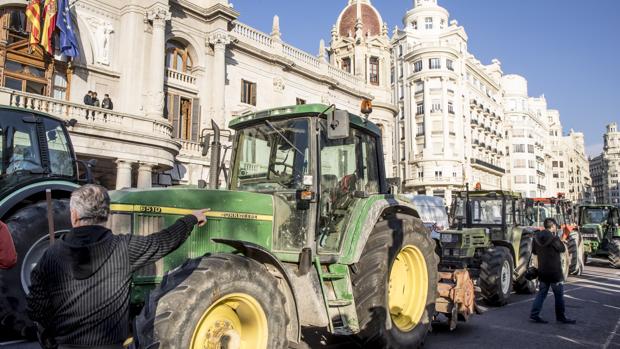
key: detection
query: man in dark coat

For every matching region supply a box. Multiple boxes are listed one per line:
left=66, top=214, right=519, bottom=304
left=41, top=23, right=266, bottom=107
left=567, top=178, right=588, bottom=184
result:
left=83, top=91, right=93, bottom=106
left=26, top=184, right=209, bottom=348
left=101, top=94, right=113, bottom=110
left=530, top=218, right=576, bottom=324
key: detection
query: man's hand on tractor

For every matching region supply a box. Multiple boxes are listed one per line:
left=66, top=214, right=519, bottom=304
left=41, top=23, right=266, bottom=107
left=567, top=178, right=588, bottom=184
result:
left=192, top=209, right=210, bottom=227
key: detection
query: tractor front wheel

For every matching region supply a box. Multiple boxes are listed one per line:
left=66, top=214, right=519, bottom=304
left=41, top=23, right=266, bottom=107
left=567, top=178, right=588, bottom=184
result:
left=609, top=239, right=620, bottom=269
left=514, top=236, right=537, bottom=294
left=135, top=254, right=289, bottom=349
left=351, top=214, right=438, bottom=349
left=0, top=199, right=71, bottom=339
left=480, top=247, right=514, bottom=306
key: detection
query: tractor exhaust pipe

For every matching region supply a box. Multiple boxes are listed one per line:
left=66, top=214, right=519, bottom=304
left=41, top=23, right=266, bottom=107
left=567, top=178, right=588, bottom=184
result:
left=208, top=120, right=222, bottom=189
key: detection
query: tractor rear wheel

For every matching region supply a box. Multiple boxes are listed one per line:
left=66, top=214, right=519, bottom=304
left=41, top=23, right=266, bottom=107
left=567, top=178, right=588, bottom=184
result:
left=609, top=239, right=620, bottom=269
left=351, top=214, right=438, bottom=349
left=514, top=236, right=537, bottom=294
left=135, top=254, right=289, bottom=349
left=0, top=199, right=70, bottom=339
left=480, top=246, right=513, bottom=306
left=567, top=231, right=584, bottom=275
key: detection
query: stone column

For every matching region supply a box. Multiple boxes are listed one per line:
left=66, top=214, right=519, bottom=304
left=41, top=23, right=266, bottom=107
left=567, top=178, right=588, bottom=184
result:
left=116, top=160, right=133, bottom=189
left=146, top=7, right=171, bottom=119
left=137, top=163, right=155, bottom=188
left=208, top=31, right=231, bottom=128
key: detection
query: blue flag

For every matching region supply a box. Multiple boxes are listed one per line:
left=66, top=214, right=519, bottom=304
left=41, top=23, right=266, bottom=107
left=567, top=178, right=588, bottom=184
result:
left=56, top=0, right=79, bottom=58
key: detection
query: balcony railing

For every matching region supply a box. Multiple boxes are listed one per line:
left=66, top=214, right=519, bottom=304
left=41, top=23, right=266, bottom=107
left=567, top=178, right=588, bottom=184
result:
left=471, top=158, right=506, bottom=174
left=2, top=88, right=173, bottom=139
left=165, top=68, right=197, bottom=87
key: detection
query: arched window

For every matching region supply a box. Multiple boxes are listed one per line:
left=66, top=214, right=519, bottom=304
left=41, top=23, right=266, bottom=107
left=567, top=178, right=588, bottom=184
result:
left=166, top=41, right=193, bottom=73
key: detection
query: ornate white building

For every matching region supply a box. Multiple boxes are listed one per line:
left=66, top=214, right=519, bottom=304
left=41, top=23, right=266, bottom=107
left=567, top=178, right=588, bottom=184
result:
left=391, top=0, right=506, bottom=202
left=0, top=0, right=395, bottom=189
left=590, top=123, right=620, bottom=205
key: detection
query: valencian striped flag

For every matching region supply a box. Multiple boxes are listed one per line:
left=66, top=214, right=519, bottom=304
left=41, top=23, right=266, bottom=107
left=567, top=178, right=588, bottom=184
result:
left=56, top=0, right=79, bottom=57
left=41, top=0, right=58, bottom=54
left=25, top=0, right=42, bottom=45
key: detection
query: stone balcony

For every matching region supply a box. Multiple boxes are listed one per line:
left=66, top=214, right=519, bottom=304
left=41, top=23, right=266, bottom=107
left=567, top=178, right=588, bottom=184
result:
left=165, top=68, right=198, bottom=92
left=0, top=87, right=181, bottom=171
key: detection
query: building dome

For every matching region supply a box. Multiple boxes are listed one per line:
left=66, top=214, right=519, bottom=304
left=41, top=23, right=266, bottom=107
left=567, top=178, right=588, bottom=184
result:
left=337, top=0, right=383, bottom=37
left=502, top=74, right=529, bottom=97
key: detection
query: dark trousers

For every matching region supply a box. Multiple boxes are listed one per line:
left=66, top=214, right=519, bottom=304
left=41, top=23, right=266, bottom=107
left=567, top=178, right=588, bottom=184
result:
left=530, top=281, right=566, bottom=320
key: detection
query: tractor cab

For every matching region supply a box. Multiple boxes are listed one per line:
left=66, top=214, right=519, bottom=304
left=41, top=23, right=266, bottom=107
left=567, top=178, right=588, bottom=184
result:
left=228, top=104, right=385, bottom=255
left=524, top=197, right=575, bottom=238
left=578, top=205, right=618, bottom=241
left=451, top=190, right=524, bottom=234
left=0, top=107, right=78, bottom=201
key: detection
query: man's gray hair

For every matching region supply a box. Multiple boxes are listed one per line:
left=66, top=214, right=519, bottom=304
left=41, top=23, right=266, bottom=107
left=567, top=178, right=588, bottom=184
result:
left=70, top=184, right=110, bottom=225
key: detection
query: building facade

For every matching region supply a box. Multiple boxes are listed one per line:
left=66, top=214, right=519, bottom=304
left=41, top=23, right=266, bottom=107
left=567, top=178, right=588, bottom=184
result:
left=0, top=0, right=395, bottom=189
left=590, top=123, right=620, bottom=205
left=391, top=0, right=506, bottom=203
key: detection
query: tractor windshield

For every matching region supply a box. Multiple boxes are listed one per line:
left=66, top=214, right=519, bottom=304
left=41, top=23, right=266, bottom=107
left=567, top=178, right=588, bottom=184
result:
left=581, top=208, right=610, bottom=225
left=231, top=118, right=310, bottom=192
left=454, top=197, right=504, bottom=225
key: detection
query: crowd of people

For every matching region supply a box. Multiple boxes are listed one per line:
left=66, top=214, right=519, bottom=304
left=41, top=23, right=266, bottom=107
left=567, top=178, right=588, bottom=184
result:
left=83, top=91, right=114, bottom=110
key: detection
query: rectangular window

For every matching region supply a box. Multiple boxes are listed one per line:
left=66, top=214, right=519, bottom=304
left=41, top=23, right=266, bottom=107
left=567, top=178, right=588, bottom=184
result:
left=296, top=98, right=306, bottom=105
left=527, top=144, right=535, bottom=153
left=414, top=60, right=423, bottom=72
left=241, top=79, right=257, bottom=106
left=415, top=81, right=424, bottom=94
left=513, top=129, right=526, bottom=138
left=369, top=57, right=380, bottom=85
left=418, top=171, right=424, bottom=179
left=435, top=171, right=443, bottom=178
left=514, top=159, right=526, bottom=168
left=341, top=57, right=352, bottom=73
left=425, top=17, right=433, bottom=30
left=417, top=123, right=424, bottom=136
left=528, top=160, right=535, bottom=168
left=448, top=101, right=454, bottom=114
left=429, top=58, right=441, bottom=70
left=448, top=121, right=455, bottom=135
left=513, top=144, right=525, bottom=153
left=529, top=176, right=536, bottom=184
left=431, top=100, right=441, bottom=112
left=552, top=161, right=558, bottom=168
left=560, top=161, right=564, bottom=168
left=515, top=175, right=527, bottom=184
left=416, top=103, right=424, bottom=115
left=446, top=59, right=454, bottom=71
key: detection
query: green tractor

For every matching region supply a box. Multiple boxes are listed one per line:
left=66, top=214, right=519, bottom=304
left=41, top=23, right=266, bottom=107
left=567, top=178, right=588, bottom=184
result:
left=105, top=104, right=473, bottom=348
left=439, top=189, right=538, bottom=306
left=0, top=106, right=90, bottom=337
left=577, top=204, right=620, bottom=268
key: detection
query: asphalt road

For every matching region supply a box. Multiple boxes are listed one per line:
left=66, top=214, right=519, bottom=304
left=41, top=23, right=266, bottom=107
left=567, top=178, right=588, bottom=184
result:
left=2, top=259, right=619, bottom=349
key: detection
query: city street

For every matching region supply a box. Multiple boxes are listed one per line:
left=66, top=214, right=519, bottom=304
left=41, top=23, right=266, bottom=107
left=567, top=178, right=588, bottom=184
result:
left=1, top=259, right=618, bottom=349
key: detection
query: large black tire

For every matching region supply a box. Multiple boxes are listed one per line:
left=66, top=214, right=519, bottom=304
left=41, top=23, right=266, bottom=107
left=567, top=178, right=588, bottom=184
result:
left=514, top=236, right=537, bottom=294
left=0, top=199, right=71, bottom=338
left=567, top=231, right=584, bottom=275
left=480, top=246, right=514, bottom=306
left=135, top=254, right=289, bottom=349
left=609, top=239, right=620, bottom=269
left=351, top=214, right=438, bottom=349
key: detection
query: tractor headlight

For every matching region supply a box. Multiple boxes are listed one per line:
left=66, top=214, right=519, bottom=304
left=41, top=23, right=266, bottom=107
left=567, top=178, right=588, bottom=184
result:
left=441, top=233, right=460, bottom=243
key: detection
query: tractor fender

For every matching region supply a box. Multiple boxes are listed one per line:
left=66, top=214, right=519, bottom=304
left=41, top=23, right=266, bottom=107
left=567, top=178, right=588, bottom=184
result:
left=0, top=181, right=78, bottom=219
left=492, top=240, right=517, bottom=265
left=348, top=197, right=421, bottom=264
left=211, top=238, right=301, bottom=344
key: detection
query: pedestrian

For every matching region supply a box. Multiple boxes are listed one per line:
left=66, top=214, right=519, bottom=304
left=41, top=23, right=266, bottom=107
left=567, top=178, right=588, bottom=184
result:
left=101, top=94, right=113, bottom=110
left=26, top=184, right=209, bottom=349
left=0, top=220, right=17, bottom=269
left=83, top=91, right=93, bottom=106
left=529, top=218, right=576, bottom=324
left=92, top=92, right=100, bottom=108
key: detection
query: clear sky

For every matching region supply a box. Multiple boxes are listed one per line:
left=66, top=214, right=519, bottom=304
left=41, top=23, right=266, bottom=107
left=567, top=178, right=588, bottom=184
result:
left=232, top=0, right=620, bottom=156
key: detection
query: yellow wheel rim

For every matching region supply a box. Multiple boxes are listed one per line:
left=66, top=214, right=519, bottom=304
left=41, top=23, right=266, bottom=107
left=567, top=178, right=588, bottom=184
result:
left=190, top=293, right=268, bottom=349
left=388, top=245, right=429, bottom=332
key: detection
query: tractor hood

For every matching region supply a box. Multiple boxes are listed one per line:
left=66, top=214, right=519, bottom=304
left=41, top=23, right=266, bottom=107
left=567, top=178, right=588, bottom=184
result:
left=109, top=187, right=275, bottom=256
left=438, top=227, right=489, bottom=248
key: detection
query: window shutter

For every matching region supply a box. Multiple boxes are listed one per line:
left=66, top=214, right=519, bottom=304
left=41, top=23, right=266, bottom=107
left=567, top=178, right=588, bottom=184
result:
left=191, top=98, right=201, bottom=142
left=172, top=95, right=180, bottom=138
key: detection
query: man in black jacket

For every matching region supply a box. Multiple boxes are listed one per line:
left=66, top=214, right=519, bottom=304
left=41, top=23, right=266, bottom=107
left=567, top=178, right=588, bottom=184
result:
left=529, top=218, right=576, bottom=324
left=27, top=184, right=209, bottom=348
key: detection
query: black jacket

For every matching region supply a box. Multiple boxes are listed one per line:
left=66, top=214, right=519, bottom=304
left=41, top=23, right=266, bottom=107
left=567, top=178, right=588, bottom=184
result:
left=533, top=230, right=566, bottom=284
left=83, top=94, right=92, bottom=106
left=26, top=215, right=198, bottom=346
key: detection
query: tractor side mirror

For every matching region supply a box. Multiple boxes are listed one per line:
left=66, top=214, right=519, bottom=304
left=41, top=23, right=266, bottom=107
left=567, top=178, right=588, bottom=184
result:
left=201, top=133, right=212, bottom=157
left=327, top=109, right=349, bottom=140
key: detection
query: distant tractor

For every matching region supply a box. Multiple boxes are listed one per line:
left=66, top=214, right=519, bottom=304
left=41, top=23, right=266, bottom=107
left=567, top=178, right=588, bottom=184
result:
left=577, top=204, right=620, bottom=268
left=0, top=106, right=88, bottom=337
left=102, top=103, right=474, bottom=348
left=439, top=189, right=538, bottom=306
left=525, top=197, right=584, bottom=275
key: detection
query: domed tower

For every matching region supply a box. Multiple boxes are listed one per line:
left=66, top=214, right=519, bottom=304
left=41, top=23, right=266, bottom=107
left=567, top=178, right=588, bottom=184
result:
left=331, top=0, right=398, bottom=177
